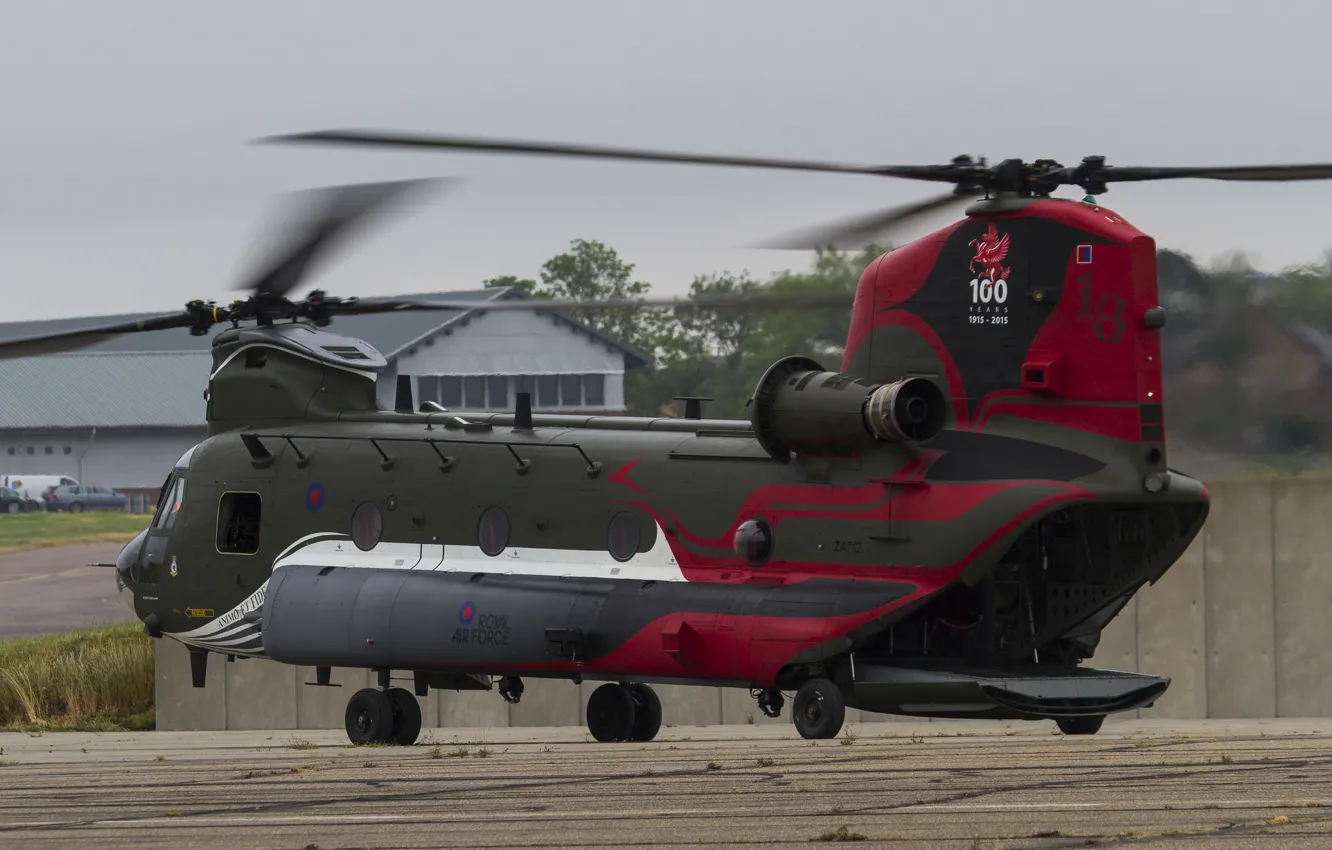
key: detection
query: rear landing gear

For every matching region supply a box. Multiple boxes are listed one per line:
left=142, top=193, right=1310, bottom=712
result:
left=344, top=678, right=424, bottom=746
left=1055, top=715, right=1105, bottom=736
left=792, top=678, right=845, bottom=740
left=586, top=682, right=661, bottom=742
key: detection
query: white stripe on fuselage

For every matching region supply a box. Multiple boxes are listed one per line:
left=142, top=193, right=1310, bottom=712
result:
left=270, top=519, right=689, bottom=582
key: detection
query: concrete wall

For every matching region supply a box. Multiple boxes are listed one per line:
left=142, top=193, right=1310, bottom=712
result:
left=155, top=478, right=1332, bottom=730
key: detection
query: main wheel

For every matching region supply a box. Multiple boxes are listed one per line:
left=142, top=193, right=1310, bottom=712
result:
left=386, top=687, right=423, bottom=745
left=345, top=687, right=394, bottom=745
left=1056, top=715, right=1105, bottom=736
left=626, top=683, right=662, bottom=742
left=5, top=502, right=17, bottom=514
left=586, top=682, right=636, bottom=742
left=792, top=678, right=845, bottom=740
left=69, top=502, right=84, bottom=513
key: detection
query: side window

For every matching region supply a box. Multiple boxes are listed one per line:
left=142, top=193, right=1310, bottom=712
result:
left=217, top=492, right=262, bottom=555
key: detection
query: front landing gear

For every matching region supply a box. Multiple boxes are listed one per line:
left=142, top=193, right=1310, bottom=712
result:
left=344, top=681, right=423, bottom=746
left=792, top=678, right=845, bottom=740
left=586, top=682, right=661, bottom=743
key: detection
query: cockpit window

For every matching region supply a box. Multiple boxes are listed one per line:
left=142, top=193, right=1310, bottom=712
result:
left=150, top=472, right=177, bottom=529
left=154, top=475, right=186, bottom=530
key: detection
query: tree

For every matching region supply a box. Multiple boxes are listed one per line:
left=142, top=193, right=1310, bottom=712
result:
left=482, top=275, right=539, bottom=295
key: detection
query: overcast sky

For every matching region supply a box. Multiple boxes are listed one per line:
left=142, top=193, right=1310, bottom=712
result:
left=4, top=0, right=1332, bottom=321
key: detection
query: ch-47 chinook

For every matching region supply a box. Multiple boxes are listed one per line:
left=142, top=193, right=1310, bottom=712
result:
left=12, top=133, right=1332, bottom=748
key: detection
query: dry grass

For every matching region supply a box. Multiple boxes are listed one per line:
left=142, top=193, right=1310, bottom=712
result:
left=0, top=511, right=148, bottom=554
left=0, top=623, right=155, bottom=731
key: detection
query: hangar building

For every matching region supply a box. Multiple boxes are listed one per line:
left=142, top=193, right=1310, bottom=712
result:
left=0, top=287, right=649, bottom=498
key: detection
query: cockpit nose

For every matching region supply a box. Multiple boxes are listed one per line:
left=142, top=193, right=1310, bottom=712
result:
left=115, top=528, right=147, bottom=600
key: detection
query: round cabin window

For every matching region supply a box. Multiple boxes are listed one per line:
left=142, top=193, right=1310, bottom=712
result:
left=733, top=517, right=774, bottom=567
left=477, top=506, right=510, bottom=556
left=607, top=511, right=641, bottom=563
left=351, top=501, right=383, bottom=551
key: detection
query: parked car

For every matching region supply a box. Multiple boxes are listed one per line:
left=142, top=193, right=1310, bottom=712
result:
left=0, top=486, right=34, bottom=514
left=43, top=484, right=127, bottom=513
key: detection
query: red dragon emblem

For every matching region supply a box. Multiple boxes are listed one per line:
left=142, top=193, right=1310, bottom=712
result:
left=968, top=223, right=1011, bottom=283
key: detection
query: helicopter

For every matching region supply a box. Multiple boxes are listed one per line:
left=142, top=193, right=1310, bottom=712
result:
left=10, top=132, right=1329, bottom=748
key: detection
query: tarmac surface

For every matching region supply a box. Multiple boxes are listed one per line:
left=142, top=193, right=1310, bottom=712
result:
left=3, top=720, right=1332, bottom=848
left=0, top=542, right=132, bottom=638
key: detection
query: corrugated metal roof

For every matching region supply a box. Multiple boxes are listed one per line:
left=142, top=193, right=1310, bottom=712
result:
left=0, top=352, right=211, bottom=429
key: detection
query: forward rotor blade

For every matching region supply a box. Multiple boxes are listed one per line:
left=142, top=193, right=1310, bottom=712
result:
left=1083, top=163, right=1332, bottom=184
left=337, top=288, right=856, bottom=317
left=0, top=313, right=195, bottom=360
left=238, top=177, right=451, bottom=298
left=259, top=129, right=974, bottom=183
left=750, top=191, right=977, bottom=250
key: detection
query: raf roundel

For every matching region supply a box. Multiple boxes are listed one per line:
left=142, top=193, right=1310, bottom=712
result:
left=306, top=482, right=325, bottom=512
left=459, top=601, right=476, bottom=626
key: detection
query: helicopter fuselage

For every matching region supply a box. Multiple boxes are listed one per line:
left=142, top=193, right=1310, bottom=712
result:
left=124, top=401, right=1206, bottom=701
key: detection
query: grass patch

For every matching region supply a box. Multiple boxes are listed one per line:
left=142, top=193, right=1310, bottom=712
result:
left=0, top=511, right=149, bottom=554
left=0, top=623, right=154, bottom=731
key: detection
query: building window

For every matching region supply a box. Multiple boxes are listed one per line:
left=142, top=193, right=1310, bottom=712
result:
left=513, top=374, right=534, bottom=400
left=25, top=447, right=33, bottom=456
left=62, top=446, right=72, bottom=455
left=464, top=376, right=486, bottom=408
left=415, top=375, right=438, bottom=405
left=44, top=446, right=53, bottom=455
left=583, top=374, right=606, bottom=407
left=5, top=448, right=13, bottom=456
left=560, top=375, right=582, bottom=406
left=486, top=375, right=508, bottom=409
left=439, top=376, right=462, bottom=407
left=537, top=375, right=559, bottom=406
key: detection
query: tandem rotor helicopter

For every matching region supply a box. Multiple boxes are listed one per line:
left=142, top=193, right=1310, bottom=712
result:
left=8, top=130, right=1330, bottom=747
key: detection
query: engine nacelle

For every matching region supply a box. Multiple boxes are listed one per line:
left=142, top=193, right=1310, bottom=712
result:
left=748, top=356, right=947, bottom=462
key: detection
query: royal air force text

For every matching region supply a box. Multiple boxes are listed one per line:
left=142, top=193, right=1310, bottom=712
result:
left=450, top=614, right=512, bottom=647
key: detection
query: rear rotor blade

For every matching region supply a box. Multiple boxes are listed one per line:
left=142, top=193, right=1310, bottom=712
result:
left=0, top=312, right=195, bottom=360
left=259, top=129, right=976, bottom=184
left=751, top=191, right=977, bottom=250
left=238, top=177, right=451, bottom=298
left=1089, top=163, right=1332, bottom=184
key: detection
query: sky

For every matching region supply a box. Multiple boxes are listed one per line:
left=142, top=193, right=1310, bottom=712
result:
left=4, top=0, right=1332, bottom=321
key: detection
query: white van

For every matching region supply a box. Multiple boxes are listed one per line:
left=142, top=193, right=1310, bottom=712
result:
left=1, top=474, right=78, bottom=505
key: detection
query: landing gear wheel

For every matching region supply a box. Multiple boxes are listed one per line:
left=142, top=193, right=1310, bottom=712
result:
left=5, top=502, right=16, bottom=514
left=626, top=683, right=662, bottom=742
left=792, top=678, right=845, bottom=740
left=386, top=687, right=422, bottom=746
left=345, top=687, right=394, bottom=745
left=586, top=682, right=636, bottom=742
left=1056, top=715, right=1105, bottom=736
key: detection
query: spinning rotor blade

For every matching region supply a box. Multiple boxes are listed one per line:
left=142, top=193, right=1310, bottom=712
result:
left=752, top=190, right=979, bottom=250
left=338, top=288, right=856, bottom=317
left=1071, top=162, right=1332, bottom=185
left=0, top=312, right=195, bottom=361
left=238, top=177, right=451, bottom=298
left=259, top=129, right=975, bottom=183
